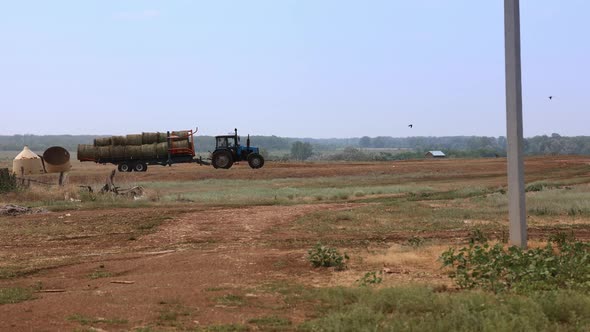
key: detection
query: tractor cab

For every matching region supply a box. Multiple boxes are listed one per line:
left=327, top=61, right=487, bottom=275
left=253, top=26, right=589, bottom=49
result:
left=212, top=129, right=264, bottom=169
left=215, top=135, right=237, bottom=149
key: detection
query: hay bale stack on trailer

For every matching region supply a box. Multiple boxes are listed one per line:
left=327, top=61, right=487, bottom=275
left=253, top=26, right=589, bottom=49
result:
left=78, top=130, right=203, bottom=172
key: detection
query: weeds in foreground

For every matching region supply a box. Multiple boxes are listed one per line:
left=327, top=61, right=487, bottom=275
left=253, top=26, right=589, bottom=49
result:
left=356, top=271, right=383, bottom=287
left=468, top=228, right=488, bottom=244
left=440, top=238, right=590, bottom=293
left=300, top=286, right=590, bottom=331
left=307, top=243, right=349, bottom=270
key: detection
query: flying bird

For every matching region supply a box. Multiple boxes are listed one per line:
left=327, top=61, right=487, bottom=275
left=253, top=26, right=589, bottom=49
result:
left=549, top=96, right=553, bottom=100
left=408, top=124, right=413, bottom=128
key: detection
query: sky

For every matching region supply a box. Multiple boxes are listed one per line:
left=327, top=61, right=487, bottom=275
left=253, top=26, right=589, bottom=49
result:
left=0, top=0, right=588, bottom=138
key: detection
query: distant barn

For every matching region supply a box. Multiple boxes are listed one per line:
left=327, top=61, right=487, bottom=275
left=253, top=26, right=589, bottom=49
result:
left=425, top=151, right=446, bottom=158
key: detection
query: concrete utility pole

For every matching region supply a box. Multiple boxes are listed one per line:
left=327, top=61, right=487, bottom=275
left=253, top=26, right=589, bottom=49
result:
left=504, top=0, right=527, bottom=248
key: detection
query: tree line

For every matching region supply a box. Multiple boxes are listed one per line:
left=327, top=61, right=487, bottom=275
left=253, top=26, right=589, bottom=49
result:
left=2, top=133, right=590, bottom=158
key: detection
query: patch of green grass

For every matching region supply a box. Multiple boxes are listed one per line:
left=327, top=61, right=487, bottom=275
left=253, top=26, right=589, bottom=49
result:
left=205, top=287, right=229, bottom=292
left=291, top=200, right=492, bottom=238
left=527, top=188, right=590, bottom=217
left=201, top=323, right=249, bottom=331
left=88, top=271, right=112, bottom=279
left=140, top=177, right=433, bottom=206
left=407, top=186, right=492, bottom=201
left=248, top=315, right=292, bottom=328
left=0, top=287, right=34, bottom=305
left=299, top=286, right=590, bottom=331
left=156, top=302, right=191, bottom=328
left=216, top=294, right=245, bottom=306
left=67, top=314, right=128, bottom=326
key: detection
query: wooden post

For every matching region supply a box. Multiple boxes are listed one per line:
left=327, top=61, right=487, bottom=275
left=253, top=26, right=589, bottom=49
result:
left=58, top=172, right=67, bottom=186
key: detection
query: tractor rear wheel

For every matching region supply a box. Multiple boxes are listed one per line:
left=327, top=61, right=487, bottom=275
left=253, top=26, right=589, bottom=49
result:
left=212, top=150, right=234, bottom=169
left=247, top=153, right=264, bottom=169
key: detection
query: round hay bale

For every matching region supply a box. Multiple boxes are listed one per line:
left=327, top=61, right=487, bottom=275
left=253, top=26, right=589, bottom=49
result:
left=171, top=131, right=190, bottom=140
left=171, top=140, right=190, bottom=149
left=157, top=132, right=168, bottom=143
left=111, top=136, right=127, bottom=146
left=43, top=146, right=72, bottom=173
left=111, top=145, right=126, bottom=158
left=156, top=142, right=168, bottom=156
left=126, top=134, right=142, bottom=146
left=142, top=132, right=159, bottom=144
left=97, top=146, right=111, bottom=159
left=126, top=146, right=142, bottom=159
left=77, top=144, right=96, bottom=161
left=94, top=137, right=111, bottom=146
left=141, top=144, right=157, bottom=159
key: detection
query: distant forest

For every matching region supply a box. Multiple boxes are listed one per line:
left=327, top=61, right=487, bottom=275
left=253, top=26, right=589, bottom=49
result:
left=1, top=133, right=590, bottom=159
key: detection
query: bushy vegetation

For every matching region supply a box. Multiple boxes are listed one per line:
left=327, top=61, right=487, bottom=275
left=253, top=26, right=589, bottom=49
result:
left=0, top=169, right=17, bottom=193
left=307, top=243, right=349, bottom=270
left=441, top=237, right=590, bottom=293
left=299, top=286, right=590, bottom=331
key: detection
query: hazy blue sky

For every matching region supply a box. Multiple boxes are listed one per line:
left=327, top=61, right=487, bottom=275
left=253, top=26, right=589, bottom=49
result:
left=1, top=1, right=588, bottom=138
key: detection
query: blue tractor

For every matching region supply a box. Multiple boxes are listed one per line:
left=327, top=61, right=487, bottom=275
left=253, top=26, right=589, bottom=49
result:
left=211, top=129, right=265, bottom=169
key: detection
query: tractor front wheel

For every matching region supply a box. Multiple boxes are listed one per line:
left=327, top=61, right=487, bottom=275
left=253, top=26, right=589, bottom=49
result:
left=247, top=153, right=264, bottom=169
left=212, top=150, right=234, bottom=169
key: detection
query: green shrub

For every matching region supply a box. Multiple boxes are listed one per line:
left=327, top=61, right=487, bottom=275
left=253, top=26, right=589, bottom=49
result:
left=440, top=239, right=590, bottom=293
left=468, top=228, right=488, bottom=244
left=407, top=236, right=425, bottom=247
left=0, top=169, right=17, bottom=193
left=526, top=182, right=546, bottom=192
left=356, top=271, right=383, bottom=286
left=307, top=243, right=349, bottom=270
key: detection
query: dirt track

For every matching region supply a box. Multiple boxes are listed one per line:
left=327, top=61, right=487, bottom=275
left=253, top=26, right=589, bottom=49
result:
left=0, top=203, right=365, bottom=330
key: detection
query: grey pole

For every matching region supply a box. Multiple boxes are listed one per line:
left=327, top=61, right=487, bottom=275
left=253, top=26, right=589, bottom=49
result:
left=504, top=0, right=527, bottom=248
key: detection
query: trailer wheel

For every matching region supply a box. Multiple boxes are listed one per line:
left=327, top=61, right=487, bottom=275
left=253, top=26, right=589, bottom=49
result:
left=247, top=153, right=264, bottom=169
left=212, top=150, right=233, bottom=169
left=118, top=163, right=132, bottom=172
left=134, top=162, right=148, bottom=172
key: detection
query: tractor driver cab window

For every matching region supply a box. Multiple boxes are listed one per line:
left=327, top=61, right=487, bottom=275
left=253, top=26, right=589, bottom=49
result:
left=227, top=139, right=234, bottom=148
left=217, top=137, right=227, bottom=148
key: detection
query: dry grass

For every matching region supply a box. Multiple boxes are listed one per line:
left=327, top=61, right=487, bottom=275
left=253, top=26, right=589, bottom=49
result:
left=365, top=244, right=448, bottom=270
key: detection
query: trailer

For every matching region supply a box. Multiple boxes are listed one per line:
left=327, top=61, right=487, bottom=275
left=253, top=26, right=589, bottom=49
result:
left=77, top=129, right=209, bottom=172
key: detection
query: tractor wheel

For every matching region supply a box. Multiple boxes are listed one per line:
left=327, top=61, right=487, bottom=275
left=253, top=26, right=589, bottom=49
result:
left=212, top=150, right=234, bottom=169
left=247, top=153, right=264, bottom=169
left=118, top=163, right=132, bottom=172
left=133, top=162, right=148, bottom=172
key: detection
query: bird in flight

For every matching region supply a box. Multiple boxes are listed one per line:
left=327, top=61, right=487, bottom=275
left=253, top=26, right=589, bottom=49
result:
left=549, top=96, right=553, bottom=100
left=408, top=124, right=413, bottom=128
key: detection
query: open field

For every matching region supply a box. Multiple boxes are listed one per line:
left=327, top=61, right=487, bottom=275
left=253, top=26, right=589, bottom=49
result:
left=1, top=156, right=590, bottom=330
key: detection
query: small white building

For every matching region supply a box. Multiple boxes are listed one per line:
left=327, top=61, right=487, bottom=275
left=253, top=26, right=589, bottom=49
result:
left=425, top=150, right=446, bottom=158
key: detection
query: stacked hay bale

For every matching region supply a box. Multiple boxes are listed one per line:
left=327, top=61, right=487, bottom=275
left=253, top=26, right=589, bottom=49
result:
left=78, top=132, right=191, bottom=161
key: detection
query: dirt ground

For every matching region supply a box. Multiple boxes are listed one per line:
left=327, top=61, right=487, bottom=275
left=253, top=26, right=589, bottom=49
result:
left=1, top=156, right=590, bottom=331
